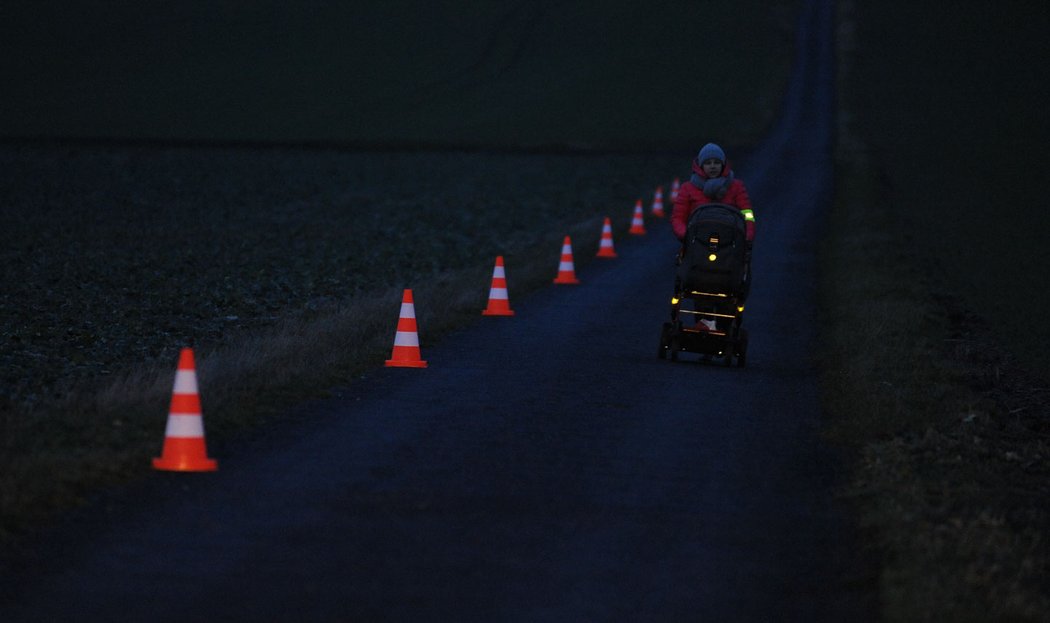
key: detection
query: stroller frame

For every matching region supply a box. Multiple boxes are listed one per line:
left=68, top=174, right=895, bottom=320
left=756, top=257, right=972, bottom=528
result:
left=657, top=203, right=750, bottom=367
left=658, top=282, right=748, bottom=366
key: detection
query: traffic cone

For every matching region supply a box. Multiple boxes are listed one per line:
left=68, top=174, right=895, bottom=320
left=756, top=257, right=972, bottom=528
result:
left=670, top=177, right=680, bottom=202
left=385, top=289, right=428, bottom=368
left=651, top=186, right=665, bottom=218
left=553, top=236, right=580, bottom=284
left=628, top=199, right=646, bottom=235
left=153, top=347, right=217, bottom=472
left=596, top=217, right=617, bottom=258
left=482, top=256, right=515, bottom=316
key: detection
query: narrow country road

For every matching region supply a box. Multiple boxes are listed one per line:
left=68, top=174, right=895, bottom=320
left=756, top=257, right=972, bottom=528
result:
left=2, top=1, right=875, bottom=620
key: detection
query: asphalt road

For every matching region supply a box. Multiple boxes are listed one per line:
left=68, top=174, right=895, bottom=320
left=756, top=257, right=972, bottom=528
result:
left=2, top=1, right=877, bottom=620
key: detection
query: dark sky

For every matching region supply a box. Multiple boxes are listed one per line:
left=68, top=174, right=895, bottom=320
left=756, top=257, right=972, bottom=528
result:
left=0, top=1, right=796, bottom=148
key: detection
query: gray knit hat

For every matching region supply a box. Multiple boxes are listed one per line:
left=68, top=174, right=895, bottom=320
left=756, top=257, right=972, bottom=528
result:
left=697, top=143, right=726, bottom=164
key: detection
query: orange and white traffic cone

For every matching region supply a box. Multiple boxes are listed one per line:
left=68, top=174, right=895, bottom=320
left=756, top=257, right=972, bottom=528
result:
left=596, top=217, right=617, bottom=258
left=482, top=256, right=515, bottom=316
left=628, top=199, right=646, bottom=235
left=385, top=289, right=428, bottom=368
left=651, top=186, right=665, bottom=218
left=553, top=236, right=580, bottom=284
left=153, top=347, right=218, bottom=472
left=670, top=177, right=680, bottom=203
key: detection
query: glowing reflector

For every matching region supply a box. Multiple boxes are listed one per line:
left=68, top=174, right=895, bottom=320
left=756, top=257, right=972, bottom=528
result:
left=671, top=297, right=679, bottom=305
left=737, top=305, right=745, bottom=312
left=708, top=253, right=717, bottom=262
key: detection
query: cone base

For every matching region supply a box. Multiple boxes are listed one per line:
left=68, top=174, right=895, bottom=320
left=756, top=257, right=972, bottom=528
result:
left=482, top=308, right=515, bottom=316
left=152, top=456, right=218, bottom=472
left=553, top=276, right=580, bottom=284
left=596, top=250, right=617, bottom=258
left=629, top=227, right=646, bottom=235
left=385, top=359, right=428, bottom=368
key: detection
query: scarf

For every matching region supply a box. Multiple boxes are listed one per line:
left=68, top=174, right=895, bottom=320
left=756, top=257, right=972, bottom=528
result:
left=691, top=170, right=735, bottom=200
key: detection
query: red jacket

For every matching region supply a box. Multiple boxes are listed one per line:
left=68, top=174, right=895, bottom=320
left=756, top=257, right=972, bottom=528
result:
left=671, top=158, right=755, bottom=242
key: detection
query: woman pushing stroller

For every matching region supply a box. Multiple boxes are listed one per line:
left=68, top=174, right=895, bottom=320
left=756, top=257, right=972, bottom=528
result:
left=671, top=143, right=756, bottom=332
left=671, top=142, right=756, bottom=244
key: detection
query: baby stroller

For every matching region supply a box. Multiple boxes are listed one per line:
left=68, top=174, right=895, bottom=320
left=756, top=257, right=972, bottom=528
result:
left=658, top=203, right=750, bottom=367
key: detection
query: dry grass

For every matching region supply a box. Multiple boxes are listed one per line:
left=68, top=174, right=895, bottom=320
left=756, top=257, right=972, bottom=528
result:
left=818, top=149, right=965, bottom=444
left=824, top=134, right=1050, bottom=623
left=820, top=3, right=1050, bottom=619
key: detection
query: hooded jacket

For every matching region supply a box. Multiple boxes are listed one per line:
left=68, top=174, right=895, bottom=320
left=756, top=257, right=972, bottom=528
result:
left=671, top=158, right=755, bottom=242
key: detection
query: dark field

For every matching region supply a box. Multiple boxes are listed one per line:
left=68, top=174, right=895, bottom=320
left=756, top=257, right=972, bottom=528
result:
left=0, top=1, right=796, bottom=149
left=0, top=145, right=682, bottom=410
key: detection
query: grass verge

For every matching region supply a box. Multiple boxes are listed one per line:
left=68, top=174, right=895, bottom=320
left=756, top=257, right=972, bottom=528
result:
left=820, top=2, right=1050, bottom=619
